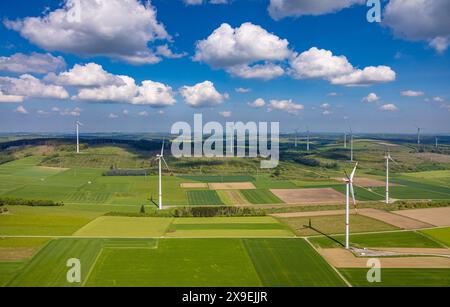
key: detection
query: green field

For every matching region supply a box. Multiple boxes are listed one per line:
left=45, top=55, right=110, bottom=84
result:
left=1, top=238, right=346, bottom=287
left=340, top=268, right=450, bottom=287
left=310, top=231, right=442, bottom=249
left=86, top=239, right=261, bottom=287
left=74, top=216, right=173, bottom=237
left=1, top=155, right=449, bottom=207
left=180, top=175, right=255, bottom=183
left=1, top=141, right=450, bottom=287
left=7, top=239, right=104, bottom=287
left=243, top=239, right=346, bottom=287
left=0, top=262, right=24, bottom=286
left=0, top=207, right=96, bottom=236
left=166, top=217, right=294, bottom=238
left=241, top=189, right=283, bottom=204
left=187, top=190, right=224, bottom=206
left=420, top=227, right=450, bottom=247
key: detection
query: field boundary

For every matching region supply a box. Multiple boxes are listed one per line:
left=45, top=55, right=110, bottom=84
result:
left=304, top=237, right=352, bottom=287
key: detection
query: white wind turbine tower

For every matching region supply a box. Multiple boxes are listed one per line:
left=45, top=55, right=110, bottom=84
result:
left=343, top=163, right=358, bottom=250
left=294, top=129, right=298, bottom=148
left=155, top=141, right=170, bottom=210
left=344, top=132, right=347, bottom=149
left=76, top=121, right=83, bottom=154
left=415, top=126, right=422, bottom=146
left=384, top=151, right=397, bottom=205
left=306, top=127, right=310, bottom=151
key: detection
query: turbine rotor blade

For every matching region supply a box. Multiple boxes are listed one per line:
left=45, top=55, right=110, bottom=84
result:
left=161, top=140, right=165, bottom=157
left=350, top=184, right=356, bottom=204
left=350, top=183, right=357, bottom=212
left=161, top=157, right=173, bottom=175
left=350, top=163, right=358, bottom=180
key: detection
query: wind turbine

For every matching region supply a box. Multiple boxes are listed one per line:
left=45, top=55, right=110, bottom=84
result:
left=415, top=126, right=422, bottom=146
left=344, top=133, right=347, bottom=149
left=435, top=137, right=439, bottom=149
left=306, top=127, right=310, bottom=151
left=155, top=141, right=170, bottom=210
left=294, top=129, right=298, bottom=148
left=384, top=151, right=397, bottom=205
left=343, top=163, right=358, bottom=250
left=76, top=121, right=83, bottom=154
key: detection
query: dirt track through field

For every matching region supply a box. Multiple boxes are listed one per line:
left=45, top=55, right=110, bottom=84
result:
left=372, top=248, right=450, bottom=256
left=358, top=209, right=432, bottom=229
left=393, top=207, right=450, bottom=227
left=208, top=182, right=256, bottom=190
left=270, top=188, right=346, bottom=205
left=318, top=248, right=450, bottom=268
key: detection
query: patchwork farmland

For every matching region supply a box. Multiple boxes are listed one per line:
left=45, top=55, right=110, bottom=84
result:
left=0, top=136, right=449, bottom=287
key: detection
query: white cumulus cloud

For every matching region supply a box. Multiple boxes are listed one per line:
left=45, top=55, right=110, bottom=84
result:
left=248, top=98, right=266, bottom=108
left=60, top=107, right=82, bottom=116
left=0, top=52, right=66, bottom=74
left=5, top=0, right=172, bottom=64
left=0, top=90, right=24, bottom=103
left=330, top=65, right=396, bottom=86
left=227, top=63, right=284, bottom=80
left=401, top=90, right=425, bottom=97
left=268, top=99, right=304, bottom=115
left=180, top=81, right=227, bottom=108
left=14, top=105, right=28, bottom=114
left=383, top=0, right=450, bottom=53
left=362, top=93, right=380, bottom=103
left=380, top=104, right=398, bottom=111
left=194, top=22, right=290, bottom=79
left=46, top=63, right=125, bottom=87
left=235, top=87, right=251, bottom=93
left=183, top=0, right=228, bottom=5
left=75, top=75, right=176, bottom=107
left=268, top=0, right=364, bottom=20
left=0, top=74, right=69, bottom=100
left=290, top=47, right=396, bottom=86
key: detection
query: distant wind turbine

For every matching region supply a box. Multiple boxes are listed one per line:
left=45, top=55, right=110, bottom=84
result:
left=76, top=121, right=83, bottom=154
left=343, top=163, right=358, bottom=250
left=306, top=127, right=310, bottom=152
left=415, top=126, right=423, bottom=146
left=344, top=132, right=347, bottom=149
left=294, top=129, right=298, bottom=148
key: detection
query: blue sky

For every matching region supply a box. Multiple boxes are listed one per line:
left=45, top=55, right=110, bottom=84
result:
left=0, top=0, right=449, bottom=134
